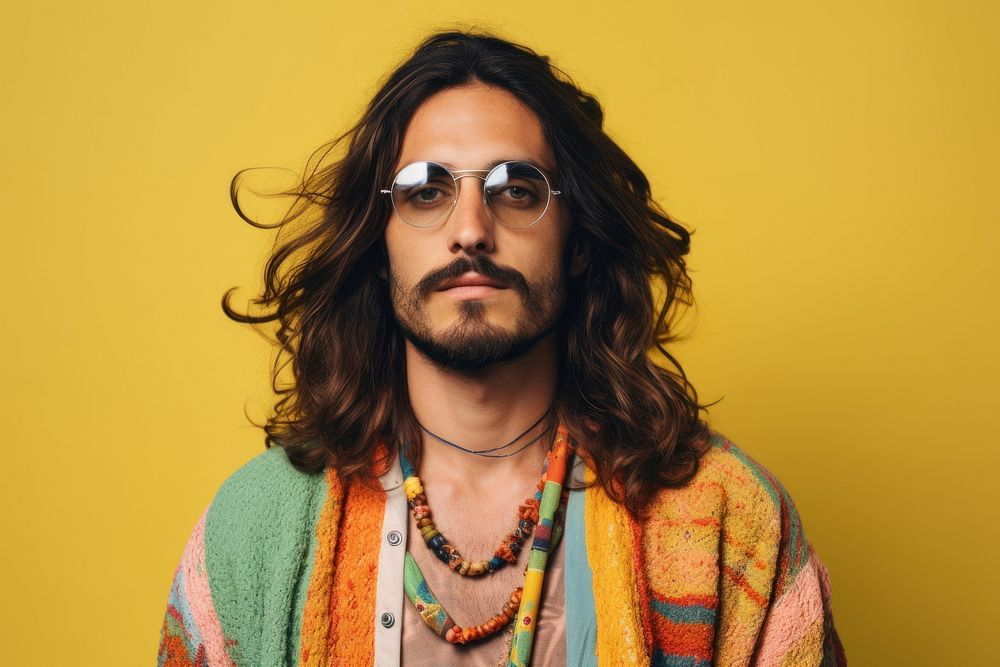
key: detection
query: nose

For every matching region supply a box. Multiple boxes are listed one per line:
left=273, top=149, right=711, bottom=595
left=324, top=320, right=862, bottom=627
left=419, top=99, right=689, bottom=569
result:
left=446, top=175, right=496, bottom=255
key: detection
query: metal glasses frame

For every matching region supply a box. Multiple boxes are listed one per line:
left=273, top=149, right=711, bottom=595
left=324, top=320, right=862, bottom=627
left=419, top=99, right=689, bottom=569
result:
left=379, top=160, right=562, bottom=229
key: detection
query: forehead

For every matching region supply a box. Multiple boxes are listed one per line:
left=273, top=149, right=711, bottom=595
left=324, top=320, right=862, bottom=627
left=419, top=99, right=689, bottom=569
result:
left=395, top=82, right=556, bottom=174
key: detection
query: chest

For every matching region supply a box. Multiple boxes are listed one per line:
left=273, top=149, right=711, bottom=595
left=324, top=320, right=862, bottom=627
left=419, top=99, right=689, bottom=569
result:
left=398, top=474, right=568, bottom=665
left=400, top=525, right=567, bottom=666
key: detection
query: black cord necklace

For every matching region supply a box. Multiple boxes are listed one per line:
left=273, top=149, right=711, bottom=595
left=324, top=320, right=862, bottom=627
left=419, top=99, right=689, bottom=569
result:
left=416, top=405, right=554, bottom=458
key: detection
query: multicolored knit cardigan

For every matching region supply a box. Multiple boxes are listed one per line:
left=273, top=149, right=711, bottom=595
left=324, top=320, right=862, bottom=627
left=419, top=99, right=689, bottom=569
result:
left=159, top=432, right=845, bottom=666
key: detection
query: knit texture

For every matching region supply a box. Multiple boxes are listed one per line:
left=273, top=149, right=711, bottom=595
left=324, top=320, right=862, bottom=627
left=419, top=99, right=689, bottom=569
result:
left=634, top=435, right=845, bottom=666
left=297, top=468, right=343, bottom=666
left=583, top=463, right=651, bottom=664
left=327, top=477, right=385, bottom=662
left=158, top=432, right=845, bottom=666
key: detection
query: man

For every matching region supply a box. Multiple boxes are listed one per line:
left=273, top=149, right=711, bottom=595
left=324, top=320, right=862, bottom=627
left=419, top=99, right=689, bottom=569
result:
left=159, top=30, right=845, bottom=666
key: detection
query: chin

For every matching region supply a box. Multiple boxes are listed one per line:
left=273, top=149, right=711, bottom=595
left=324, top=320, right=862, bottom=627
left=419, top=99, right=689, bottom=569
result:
left=401, top=317, right=552, bottom=372
left=443, top=301, right=519, bottom=330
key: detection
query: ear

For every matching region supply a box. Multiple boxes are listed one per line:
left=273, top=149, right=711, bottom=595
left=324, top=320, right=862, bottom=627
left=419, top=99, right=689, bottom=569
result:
left=567, top=237, right=590, bottom=278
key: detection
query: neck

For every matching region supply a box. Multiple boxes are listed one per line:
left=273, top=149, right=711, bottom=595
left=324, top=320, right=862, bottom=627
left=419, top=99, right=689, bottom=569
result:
left=403, top=332, right=559, bottom=484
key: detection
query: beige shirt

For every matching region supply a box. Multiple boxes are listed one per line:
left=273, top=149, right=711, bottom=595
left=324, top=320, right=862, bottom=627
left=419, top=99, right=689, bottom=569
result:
left=400, top=533, right=566, bottom=666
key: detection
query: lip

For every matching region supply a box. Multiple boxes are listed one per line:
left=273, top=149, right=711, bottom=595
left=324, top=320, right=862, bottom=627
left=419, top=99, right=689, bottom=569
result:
left=436, top=273, right=508, bottom=291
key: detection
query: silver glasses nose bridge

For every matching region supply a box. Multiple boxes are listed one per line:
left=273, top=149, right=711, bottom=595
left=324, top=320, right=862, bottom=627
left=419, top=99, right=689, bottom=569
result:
left=450, top=169, right=491, bottom=201
left=449, top=171, right=492, bottom=220
left=452, top=168, right=490, bottom=181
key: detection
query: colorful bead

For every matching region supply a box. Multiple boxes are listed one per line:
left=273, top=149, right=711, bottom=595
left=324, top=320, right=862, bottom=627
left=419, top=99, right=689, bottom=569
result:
left=403, top=477, right=423, bottom=498
left=405, top=550, right=530, bottom=646
left=398, top=441, right=556, bottom=578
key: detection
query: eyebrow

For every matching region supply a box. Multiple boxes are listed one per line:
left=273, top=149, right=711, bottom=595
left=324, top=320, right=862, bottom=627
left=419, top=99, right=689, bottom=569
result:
left=437, top=158, right=557, bottom=176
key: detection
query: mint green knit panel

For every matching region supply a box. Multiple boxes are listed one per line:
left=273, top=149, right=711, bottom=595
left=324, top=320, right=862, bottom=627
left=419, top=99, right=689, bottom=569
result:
left=289, top=468, right=332, bottom=664
left=204, top=446, right=328, bottom=666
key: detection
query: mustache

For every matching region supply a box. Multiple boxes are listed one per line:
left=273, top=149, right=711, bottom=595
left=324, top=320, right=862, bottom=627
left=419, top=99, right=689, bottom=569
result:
left=415, top=256, right=530, bottom=299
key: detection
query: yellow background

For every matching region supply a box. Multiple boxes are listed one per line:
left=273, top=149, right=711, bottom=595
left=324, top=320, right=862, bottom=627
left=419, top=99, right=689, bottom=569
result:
left=2, top=1, right=997, bottom=664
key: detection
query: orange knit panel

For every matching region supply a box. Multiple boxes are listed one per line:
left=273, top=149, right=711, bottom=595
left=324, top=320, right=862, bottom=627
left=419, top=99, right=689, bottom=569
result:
left=327, top=477, right=385, bottom=663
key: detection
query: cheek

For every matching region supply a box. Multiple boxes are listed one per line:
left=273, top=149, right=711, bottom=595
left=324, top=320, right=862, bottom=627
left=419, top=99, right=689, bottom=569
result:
left=385, top=223, right=422, bottom=282
left=527, top=227, right=573, bottom=275
left=516, top=251, right=567, bottom=295
left=384, top=218, right=404, bottom=262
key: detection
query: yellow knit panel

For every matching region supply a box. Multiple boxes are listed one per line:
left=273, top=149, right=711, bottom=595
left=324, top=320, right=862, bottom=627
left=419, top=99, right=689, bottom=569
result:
left=583, top=469, right=651, bottom=666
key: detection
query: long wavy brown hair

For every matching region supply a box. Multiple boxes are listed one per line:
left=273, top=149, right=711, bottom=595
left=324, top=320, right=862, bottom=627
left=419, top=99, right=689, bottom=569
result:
left=224, top=29, right=715, bottom=515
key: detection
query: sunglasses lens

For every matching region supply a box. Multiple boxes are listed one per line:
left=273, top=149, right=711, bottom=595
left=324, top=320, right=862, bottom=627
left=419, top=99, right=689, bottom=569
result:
left=390, top=161, right=456, bottom=227
left=484, top=162, right=550, bottom=228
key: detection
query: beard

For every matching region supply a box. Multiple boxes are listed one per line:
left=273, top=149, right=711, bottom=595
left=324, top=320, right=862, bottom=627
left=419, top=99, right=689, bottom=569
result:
left=388, top=255, right=566, bottom=372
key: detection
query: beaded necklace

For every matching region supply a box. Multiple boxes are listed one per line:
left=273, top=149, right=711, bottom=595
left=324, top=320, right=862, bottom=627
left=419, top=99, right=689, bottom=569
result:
left=399, top=426, right=552, bottom=576
left=401, top=425, right=573, bottom=666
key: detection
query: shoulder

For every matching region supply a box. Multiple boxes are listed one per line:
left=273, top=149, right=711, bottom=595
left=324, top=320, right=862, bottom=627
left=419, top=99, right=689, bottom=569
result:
left=638, top=433, right=840, bottom=664
left=648, top=430, right=811, bottom=572
left=194, top=447, right=344, bottom=664
left=697, top=429, right=802, bottom=520
left=204, top=446, right=335, bottom=562
left=210, top=445, right=328, bottom=511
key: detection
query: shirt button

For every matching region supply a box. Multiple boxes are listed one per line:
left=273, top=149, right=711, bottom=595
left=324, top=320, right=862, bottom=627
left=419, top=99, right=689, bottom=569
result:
left=380, top=612, right=395, bottom=628
left=387, top=530, right=402, bottom=546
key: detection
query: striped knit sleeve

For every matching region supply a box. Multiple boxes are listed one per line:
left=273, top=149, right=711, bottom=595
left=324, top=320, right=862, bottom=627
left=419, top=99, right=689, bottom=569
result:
left=158, top=509, right=234, bottom=667
left=722, top=440, right=846, bottom=666
left=755, top=545, right=846, bottom=666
